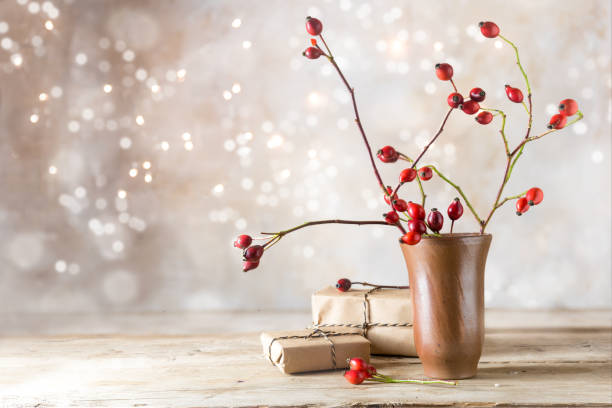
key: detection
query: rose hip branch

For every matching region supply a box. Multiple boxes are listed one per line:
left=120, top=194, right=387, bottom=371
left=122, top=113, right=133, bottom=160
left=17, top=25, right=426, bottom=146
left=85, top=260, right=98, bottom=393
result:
left=234, top=18, right=584, bottom=272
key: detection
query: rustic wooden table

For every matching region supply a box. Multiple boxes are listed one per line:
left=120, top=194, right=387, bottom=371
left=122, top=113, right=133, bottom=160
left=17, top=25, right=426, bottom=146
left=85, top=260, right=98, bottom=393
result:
left=0, top=310, right=610, bottom=407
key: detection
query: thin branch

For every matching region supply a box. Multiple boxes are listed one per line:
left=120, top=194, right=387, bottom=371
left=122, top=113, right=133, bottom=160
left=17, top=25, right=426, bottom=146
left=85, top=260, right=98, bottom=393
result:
left=261, top=219, right=392, bottom=237
left=526, top=110, right=584, bottom=142
left=321, top=35, right=387, bottom=194
left=411, top=107, right=454, bottom=169
left=426, top=165, right=483, bottom=227
left=414, top=172, right=427, bottom=207
left=499, top=34, right=531, bottom=94
left=481, top=107, right=509, bottom=156
left=495, top=190, right=528, bottom=209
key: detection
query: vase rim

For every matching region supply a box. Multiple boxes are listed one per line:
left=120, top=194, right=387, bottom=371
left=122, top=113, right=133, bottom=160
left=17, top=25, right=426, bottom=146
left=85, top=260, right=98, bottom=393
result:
left=423, top=233, right=491, bottom=239
left=399, top=232, right=492, bottom=245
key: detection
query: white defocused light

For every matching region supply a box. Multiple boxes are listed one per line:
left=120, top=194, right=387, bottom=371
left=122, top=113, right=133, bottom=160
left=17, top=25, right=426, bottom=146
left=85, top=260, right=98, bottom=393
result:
left=573, top=122, right=587, bottom=135
left=67, top=120, right=80, bottom=133
left=112, top=241, right=124, bottom=253
left=75, top=52, right=87, bottom=65
left=117, top=190, right=127, bottom=199
left=11, top=53, right=23, bottom=66
left=212, top=184, right=224, bottom=196
left=48, top=165, right=57, bottom=175
left=135, top=115, right=144, bottom=125
left=103, top=84, right=113, bottom=93
left=232, top=18, right=242, bottom=28
left=241, top=178, right=253, bottom=190
left=591, top=150, right=603, bottom=163
left=30, top=114, right=39, bottom=123
left=232, top=83, right=241, bottom=93
left=44, top=20, right=54, bottom=30
left=50, top=86, right=62, bottom=98
left=242, top=40, right=252, bottom=49
left=224, top=139, right=236, bottom=151
left=119, top=137, right=132, bottom=149
left=267, top=134, right=284, bottom=149
left=55, top=260, right=67, bottom=273
left=28, top=2, right=41, bottom=14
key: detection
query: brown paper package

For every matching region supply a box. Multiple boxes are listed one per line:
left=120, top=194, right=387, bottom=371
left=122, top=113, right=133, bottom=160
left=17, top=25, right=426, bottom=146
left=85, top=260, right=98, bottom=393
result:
left=312, top=286, right=416, bottom=356
left=260, top=328, right=370, bottom=374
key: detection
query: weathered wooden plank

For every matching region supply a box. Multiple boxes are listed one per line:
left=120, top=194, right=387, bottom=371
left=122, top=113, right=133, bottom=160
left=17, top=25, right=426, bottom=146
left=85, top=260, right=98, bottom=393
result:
left=0, top=311, right=610, bottom=407
left=2, top=309, right=610, bottom=335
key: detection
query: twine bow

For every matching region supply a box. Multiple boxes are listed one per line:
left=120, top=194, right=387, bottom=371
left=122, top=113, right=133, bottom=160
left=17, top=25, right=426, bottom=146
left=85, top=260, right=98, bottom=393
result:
left=267, top=328, right=356, bottom=369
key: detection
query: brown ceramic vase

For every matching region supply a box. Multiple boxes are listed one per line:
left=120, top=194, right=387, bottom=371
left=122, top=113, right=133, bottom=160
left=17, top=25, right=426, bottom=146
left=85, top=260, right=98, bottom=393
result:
left=400, top=233, right=492, bottom=380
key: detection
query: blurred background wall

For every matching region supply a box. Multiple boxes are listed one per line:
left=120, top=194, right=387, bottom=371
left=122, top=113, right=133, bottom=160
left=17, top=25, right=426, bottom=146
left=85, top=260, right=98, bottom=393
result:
left=0, top=0, right=610, bottom=314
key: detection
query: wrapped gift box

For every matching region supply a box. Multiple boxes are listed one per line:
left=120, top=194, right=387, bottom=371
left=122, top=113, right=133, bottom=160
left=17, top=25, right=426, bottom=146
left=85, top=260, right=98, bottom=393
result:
left=312, top=286, right=416, bottom=356
left=260, top=328, right=370, bottom=374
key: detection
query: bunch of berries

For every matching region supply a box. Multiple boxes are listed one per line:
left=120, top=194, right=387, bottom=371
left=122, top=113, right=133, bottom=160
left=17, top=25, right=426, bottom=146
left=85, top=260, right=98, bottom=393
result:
left=548, top=98, right=579, bottom=130
left=515, top=187, right=544, bottom=216
left=233, top=235, right=264, bottom=272
left=344, top=357, right=457, bottom=386
left=391, top=197, right=464, bottom=245
left=235, top=16, right=583, bottom=273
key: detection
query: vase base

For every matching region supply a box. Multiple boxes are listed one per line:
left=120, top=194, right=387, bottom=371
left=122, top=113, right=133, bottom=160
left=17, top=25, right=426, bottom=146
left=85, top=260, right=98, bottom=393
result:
left=424, top=365, right=478, bottom=380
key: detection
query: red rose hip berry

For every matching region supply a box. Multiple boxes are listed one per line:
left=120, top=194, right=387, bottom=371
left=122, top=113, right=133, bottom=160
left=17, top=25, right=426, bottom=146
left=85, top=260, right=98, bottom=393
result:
left=401, top=231, right=422, bottom=245
left=408, top=218, right=427, bottom=234
left=447, top=92, right=464, bottom=108
left=479, top=21, right=500, bottom=38
left=470, top=87, right=486, bottom=102
left=427, top=208, right=444, bottom=233
left=399, top=168, right=417, bottom=183
left=384, top=211, right=400, bottom=224
left=242, top=261, right=259, bottom=272
left=435, top=63, right=453, bottom=81
left=305, top=16, right=323, bottom=36
left=377, top=145, right=399, bottom=163
left=460, top=100, right=480, bottom=115
left=303, top=47, right=322, bottom=59
left=383, top=186, right=397, bottom=205
left=505, top=85, right=524, bottom=103
left=344, top=369, right=367, bottom=385
left=447, top=198, right=464, bottom=220
left=349, top=357, right=367, bottom=372
left=407, top=201, right=426, bottom=220
left=558, top=98, right=579, bottom=116
left=526, top=187, right=544, bottom=206
left=516, top=197, right=529, bottom=215
left=243, top=245, right=264, bottom=261
left=547, top=114, right=567, bottom=129
left=336, top=278, right=352, bottom=292
left=233, top=234, right=252, bottom=249
left=476, top=111, right=493, bottom=125
left=392, top=199, right=408, bottom=212
left=418, top=166, right=433, bottom=181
